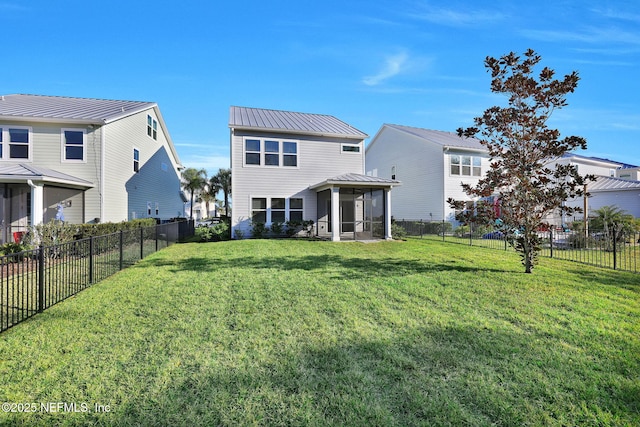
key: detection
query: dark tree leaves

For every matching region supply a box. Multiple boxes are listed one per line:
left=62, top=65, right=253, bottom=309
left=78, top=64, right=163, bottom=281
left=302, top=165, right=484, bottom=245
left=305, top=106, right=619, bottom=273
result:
left=451, top=49, right=595, bottom=273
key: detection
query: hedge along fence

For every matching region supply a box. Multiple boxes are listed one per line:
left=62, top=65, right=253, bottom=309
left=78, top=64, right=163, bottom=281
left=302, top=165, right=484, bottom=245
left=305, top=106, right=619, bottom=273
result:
left=1, top=220, right=194, bottom=333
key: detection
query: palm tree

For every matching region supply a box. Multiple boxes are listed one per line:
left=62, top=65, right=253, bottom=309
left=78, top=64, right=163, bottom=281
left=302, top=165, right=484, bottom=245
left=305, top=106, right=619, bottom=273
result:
left=198, top=190, right=217, bottom=218
left=210, top=168, right=231, bottom=217
left=181, top=168, right=207, bottom=220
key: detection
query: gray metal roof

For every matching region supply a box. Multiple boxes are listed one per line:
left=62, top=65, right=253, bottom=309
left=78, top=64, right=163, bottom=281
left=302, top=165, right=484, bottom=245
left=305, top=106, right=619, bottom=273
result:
left=310, top=173, right=400, bottom=191
left=0, top=94, right=156, bottom=124
left=0, top=163, right=94, bottom=188
left=381, top=124, right=486, bottom=151
left=229, top=106, right=368, bottom=139
left=588, top=176, right=640, bottom=192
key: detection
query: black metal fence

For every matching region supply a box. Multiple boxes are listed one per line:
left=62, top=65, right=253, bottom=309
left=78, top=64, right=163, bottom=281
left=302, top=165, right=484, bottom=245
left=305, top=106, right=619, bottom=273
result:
left=394, top=219, right=640, bottom=273
left=1, top=220, right=194, bottom=333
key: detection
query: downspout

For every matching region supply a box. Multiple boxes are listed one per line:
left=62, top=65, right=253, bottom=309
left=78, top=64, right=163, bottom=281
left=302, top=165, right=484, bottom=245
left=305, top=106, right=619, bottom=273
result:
left=100, top=122, right=106, bottom=223
left=443, top=147, right=449, bottom=222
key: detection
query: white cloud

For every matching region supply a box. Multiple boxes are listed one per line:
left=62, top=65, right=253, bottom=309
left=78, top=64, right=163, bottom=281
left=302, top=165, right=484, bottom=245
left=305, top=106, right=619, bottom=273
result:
left=408, top=6, right=505, bottom=27
left=363, top=52, right=409, bottom=86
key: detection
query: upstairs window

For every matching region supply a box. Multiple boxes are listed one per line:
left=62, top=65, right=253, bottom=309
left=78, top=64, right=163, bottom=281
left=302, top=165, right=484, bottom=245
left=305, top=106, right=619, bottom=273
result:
left=245, top=139, right=261, bottom=165
left=8, top=127, right=30, bottom=159
left=450, top=155, right=482, bottom=177
left=147, top=115, right=157, bottom=140
left=133, top=149, right=140, bottom=172
left=283, top=142, right=297, bottom=167
left=341, top=144, right=360, bottom=153
left=265, top=140, right=280, bottom=166
left=0, top=127, right=31, bottom=160
left=243, top=138, right=297, bottom=168
left=62, top=129, right=86, bottom=162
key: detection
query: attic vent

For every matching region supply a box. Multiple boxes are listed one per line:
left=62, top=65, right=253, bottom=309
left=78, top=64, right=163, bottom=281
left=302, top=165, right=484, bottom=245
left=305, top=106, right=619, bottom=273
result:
left=121, top=107, right=125, bottom=112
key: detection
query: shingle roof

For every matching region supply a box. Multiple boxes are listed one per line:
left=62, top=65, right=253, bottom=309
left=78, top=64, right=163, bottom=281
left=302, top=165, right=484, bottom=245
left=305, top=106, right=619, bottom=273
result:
left=229, top=106, right=368, bottom=139
left=0, top=94, right=155, bottom=124
left=381, top=124, right=486, bottom=151
left=0, top=163, right=94, bottom=188
left=588, top=176, right=640, bottom=191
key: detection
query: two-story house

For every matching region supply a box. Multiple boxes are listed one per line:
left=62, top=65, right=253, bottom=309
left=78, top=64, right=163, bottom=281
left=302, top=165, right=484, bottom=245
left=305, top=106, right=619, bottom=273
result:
left=366, top=125, right=640, bottom=225
left=0, top=94, right=186, bottom=243
left=365, top=124, right=488, bottom=223
left=229, top=106, right=399, bottom=241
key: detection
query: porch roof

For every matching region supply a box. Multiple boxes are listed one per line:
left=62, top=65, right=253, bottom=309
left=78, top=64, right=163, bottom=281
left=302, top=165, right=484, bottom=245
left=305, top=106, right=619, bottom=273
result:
left=0, top=164, right=94, bottom=189
left=309, top=173, right=400, bottom=192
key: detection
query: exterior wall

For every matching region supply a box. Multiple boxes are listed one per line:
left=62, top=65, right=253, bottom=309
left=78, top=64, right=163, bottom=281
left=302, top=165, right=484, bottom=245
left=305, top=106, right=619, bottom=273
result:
left=231, top=129, right=364, bottom=237
left=44, top=187, right=84, bottom=223
left=442, top=149, right=490, bottom=222
left=566, top=190, right=640, bottom=219
left=365, top=126, right=488, bottom=222
left=103, top=109, right=184, bottom=222
left=0, top=119, right=103, bottom=222
left=555, top=157, right=618, bottom=178
left=618, top=168, right=640, bottom=181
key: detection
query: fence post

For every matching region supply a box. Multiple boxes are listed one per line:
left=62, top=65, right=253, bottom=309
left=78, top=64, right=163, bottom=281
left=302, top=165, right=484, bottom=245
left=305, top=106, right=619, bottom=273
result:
left=119, top=230, right=124, bottom=271
left=612, top=223, right=617, bottom=270
left=89, top=236, right=94, bottom=284
left=442, top=219, right=445, bottom=242
left=420, top=220, right=423, bottom=238
left=549, top=229, right=554, bottom=258
left=140, top=227, right=144, bottom=260
left=469, top=223, right=473, bottom=246
left=38, top=244, right=45, bottom=313
left=155, top=224, right=159, bottom=252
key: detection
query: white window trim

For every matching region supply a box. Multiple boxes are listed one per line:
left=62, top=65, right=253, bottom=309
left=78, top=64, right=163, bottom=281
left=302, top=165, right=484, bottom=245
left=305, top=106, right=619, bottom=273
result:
left=341, top=143, right=361, bottom=154
left=242, top=137, right=299, bottom=169
left=1, top=125, right=33, bottom=162
left=60, top=128, right=87, bottom=163
left=250, top=196, right=305, bottom=224
left=133, top=147, right=141, bottom=173
left=449, top=153, right=482, bottom=177
left=147, top=114, right=158, bottom=141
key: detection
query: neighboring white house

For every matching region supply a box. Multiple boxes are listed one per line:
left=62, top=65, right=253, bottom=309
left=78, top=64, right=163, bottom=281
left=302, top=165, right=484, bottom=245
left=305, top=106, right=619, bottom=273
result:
left=0, top=94, right=186, bottom=243
left=229, top=106, right=399, bottom=240
left=560, top=153, right=640, bottom=219
left=365, top=124, right=488, bottom=222
left=365, top=126, right=640, bottom=224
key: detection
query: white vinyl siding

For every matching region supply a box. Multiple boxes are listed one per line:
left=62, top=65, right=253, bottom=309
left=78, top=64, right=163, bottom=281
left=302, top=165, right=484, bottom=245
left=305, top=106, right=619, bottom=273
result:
left=232, top=130, right=363, bottom=237
left=365, top=125, right=488, bottom=222
left=103, top=110, right=184, bottom=222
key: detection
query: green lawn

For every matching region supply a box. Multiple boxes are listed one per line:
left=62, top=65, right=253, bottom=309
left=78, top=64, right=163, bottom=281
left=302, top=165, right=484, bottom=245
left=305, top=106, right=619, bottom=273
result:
left=0, top=238, right=638, bottom=426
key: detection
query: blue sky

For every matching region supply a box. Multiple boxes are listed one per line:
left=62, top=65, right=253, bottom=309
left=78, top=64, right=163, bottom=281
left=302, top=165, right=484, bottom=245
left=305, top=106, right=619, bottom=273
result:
left=2, top=0, right=639, bottom=176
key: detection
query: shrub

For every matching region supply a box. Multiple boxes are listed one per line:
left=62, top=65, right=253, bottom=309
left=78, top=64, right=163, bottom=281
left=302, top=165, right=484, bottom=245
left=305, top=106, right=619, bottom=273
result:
left=270, top=222, right=285, bottom=237
left=391, top=223, right=407, bottom=240
left=284, top=220, right=302, bottom=237
left=251, top=222, right=268, bottom=239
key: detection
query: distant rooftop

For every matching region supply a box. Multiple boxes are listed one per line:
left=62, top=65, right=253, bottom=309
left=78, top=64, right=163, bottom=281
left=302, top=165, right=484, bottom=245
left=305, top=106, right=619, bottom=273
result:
left=229, top=106, right=368, bottom=139
left=0, top=94, right=156, bottom=124
left=379, top=124, right=485, bottom=151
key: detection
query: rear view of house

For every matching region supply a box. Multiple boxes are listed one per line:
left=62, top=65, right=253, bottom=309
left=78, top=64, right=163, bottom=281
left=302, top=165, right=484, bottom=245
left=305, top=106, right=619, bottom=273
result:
left=0, top=94, right=186, bottom=243
left=229, top=106, right=399, bottom=240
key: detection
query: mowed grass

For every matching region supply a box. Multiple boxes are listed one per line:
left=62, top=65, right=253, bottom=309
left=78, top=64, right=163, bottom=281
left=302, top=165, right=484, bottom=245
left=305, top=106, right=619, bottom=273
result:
left=0, top=238, right=638, bottom=426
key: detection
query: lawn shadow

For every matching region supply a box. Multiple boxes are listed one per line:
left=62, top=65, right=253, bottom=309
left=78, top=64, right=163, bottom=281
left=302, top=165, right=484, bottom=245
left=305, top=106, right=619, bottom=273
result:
left=104, top=323, right=639, bottom=426
left=141, top=254, right=516, bottom=279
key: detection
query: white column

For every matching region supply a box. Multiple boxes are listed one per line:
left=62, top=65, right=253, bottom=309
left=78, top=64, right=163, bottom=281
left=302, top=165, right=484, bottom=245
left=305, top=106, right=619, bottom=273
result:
left=385, top=188, right=392, bottom=240
left=28, top=181, right=44, bottom=226
left=331, top=187, right=340, bottom=241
